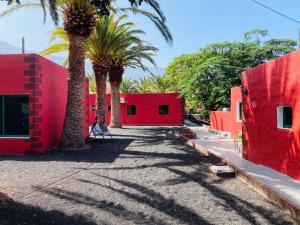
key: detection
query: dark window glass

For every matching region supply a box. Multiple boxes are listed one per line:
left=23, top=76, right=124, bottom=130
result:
left=239, top=102, right=242, bottom=121
left=127, top=105, right=136, bottom=115
left=283, top=107, right=292, bottom=129
left=159, top=105, right=169, bottom=115
left=0, top=97, right=2, bottom=135
left=108, top=105, right=111, bottom=111
left=4, top=96, right=29, bottom=136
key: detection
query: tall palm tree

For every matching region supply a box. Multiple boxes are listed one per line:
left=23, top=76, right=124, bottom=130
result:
left=4, top=0, right=172, bottom=149
left=109, top=43, right=157, bottom=128
left=86, top=15, right=145, bottom=126
left=41, top=14, right=147, bottom=126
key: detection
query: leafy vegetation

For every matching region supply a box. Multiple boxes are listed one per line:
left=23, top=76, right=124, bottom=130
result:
left=117, top=74, right=174, bottom=94
left=166, top=29, right=297, bottom=115
left=120, top=78, right=138, bottom=93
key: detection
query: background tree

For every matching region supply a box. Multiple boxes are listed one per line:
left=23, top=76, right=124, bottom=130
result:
left=88, top=74, right=96, bottom=93
left=166, top=29, right=297, bottom=120
left=146, top=74, right=173, bottom=93
left=120, top=78, right=137, bottom=93
left=109, top=42, right=157, bottom=128
left=86, top=15, right=146, bottom=127
left=134, top=77, right=151, bottom=93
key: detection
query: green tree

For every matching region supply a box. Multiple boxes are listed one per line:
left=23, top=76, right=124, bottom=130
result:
left=134, top=77, right=151, bottom=93
left=146, top=74, right=174, bottom=93
left=88, top=74, right=96, bottom=93
left=166, top=30, right=297, bottom=118
left=120, top=78, right=137, bottom=93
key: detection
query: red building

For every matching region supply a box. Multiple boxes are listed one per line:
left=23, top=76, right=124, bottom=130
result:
left=242, top=50, right=300, bottom=180
left=89, top=93, right=184, bottom=126
left=0, top=54, right=89, bottom=155
left=210, top=87, right=242, bottom=139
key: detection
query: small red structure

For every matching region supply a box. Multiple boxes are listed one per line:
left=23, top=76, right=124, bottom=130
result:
left=89, top=93, right=184, bottom=126
left=242, top=50, right=300, bottom=180
left=210, top=87, right=242, bottom=139
left=0, top=54, right=89, bottom=155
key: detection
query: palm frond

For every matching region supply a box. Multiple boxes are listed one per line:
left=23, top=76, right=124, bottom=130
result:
left=0, top=2, right=42, bottom=17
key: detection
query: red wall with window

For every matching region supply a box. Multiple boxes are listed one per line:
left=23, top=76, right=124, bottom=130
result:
left=89, top=93, right=184, bottom=126
left=0, top=54, right=89, bottom=155
left=210, top=87, right=242, bottom=139
left=242, top=50, right=300, bottom=180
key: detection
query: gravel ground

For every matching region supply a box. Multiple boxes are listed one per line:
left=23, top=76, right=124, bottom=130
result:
left=0, top=126, right=298, bottom=225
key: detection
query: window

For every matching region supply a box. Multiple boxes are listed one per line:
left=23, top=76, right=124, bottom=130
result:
left=159, top=105, right=169, bottom=115
left=236, top=101, right=242, bottom=122
left=277, top=106, right=292, bottom=129
left=108, top=105, right=111, bottom=111
left=0, top=95, right=29, bottom=137
left=127, top=105, right=136, bottom=115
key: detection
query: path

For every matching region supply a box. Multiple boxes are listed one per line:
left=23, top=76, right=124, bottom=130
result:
left=0, top=127, right=297, bottom=225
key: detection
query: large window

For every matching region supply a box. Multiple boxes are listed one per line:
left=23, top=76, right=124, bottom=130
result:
left=277, top=106, right=292, bottom=129
left=0, top=95, right=29, bottom=137
left=159, top=105, right=169, bottom=115
left=127, top=105, right=136, bottom=115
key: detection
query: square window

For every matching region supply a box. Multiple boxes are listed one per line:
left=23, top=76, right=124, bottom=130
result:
left=236, top=101, right=242, bottom=122
left=1, top=95, right=29, bottom=136
left=159, top=105, right=169, bottom=115
left=277, top=106, right=292, bottom=129
left=127, top=105, right=136, bottom=115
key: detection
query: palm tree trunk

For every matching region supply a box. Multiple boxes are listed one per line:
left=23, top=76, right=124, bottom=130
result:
left=95, top=73, right=107, bottom=125
left=60, top=34, right=86, bottom=149
left=109, top=65, right=124, bottom=128
left=110, top=82, right=122, bottom=128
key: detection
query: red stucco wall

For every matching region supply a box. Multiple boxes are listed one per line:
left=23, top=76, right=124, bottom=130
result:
left=0, top=54, right=31, bottom=154
left=89, top=93, right=184, bottom=126
left=242, top=50, right=300, bottom=180
left=0, top=54, right=89, bottom=155
left=210, top=87, right=242, bottom=139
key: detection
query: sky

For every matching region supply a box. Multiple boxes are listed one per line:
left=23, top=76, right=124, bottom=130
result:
left=0, top=0, right=300, bottom=68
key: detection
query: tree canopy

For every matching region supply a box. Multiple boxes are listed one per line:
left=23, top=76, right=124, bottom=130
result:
left=165, top=29, right=297, bottom=115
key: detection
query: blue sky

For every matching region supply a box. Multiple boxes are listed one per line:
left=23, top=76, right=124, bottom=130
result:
left=0, top=0, right=300, bottom=68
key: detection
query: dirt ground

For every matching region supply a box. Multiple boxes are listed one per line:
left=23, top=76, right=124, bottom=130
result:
left=0, top=127, right=298, bottom=225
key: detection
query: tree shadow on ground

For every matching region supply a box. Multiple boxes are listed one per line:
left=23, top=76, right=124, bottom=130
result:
left=94, top=173, right=295, bottom=225
left=0, top=138, right=133, bottom=163
left=0, top=127, right=296, bottom=224
left=34, top=186, right=170, bottom=225
left=36, top=182, right=213, bottom=225
left=163, top=167, right=295, bottom=225
left=0, top=192, right=96, bottom=225
left=77, top=127, right=296, bottom=225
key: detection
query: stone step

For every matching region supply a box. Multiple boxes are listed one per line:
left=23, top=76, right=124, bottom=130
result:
left=209, top=165, right=235, bottom=177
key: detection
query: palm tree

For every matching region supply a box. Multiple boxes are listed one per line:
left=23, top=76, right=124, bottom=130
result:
left=120, top=78, right=137, bottom=93
left=86, top=15, right=146, bottom=126
left=40, top=15, right=143, bottom=125
left=109, top=43, right=157, bottom=128
left=4, top=0, right=172, bottom=149
left=134, top=77, right=151, bottom=93
left=40, top=28, right=70, bottom=65
left=146, top=74, right=172, bottom=93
